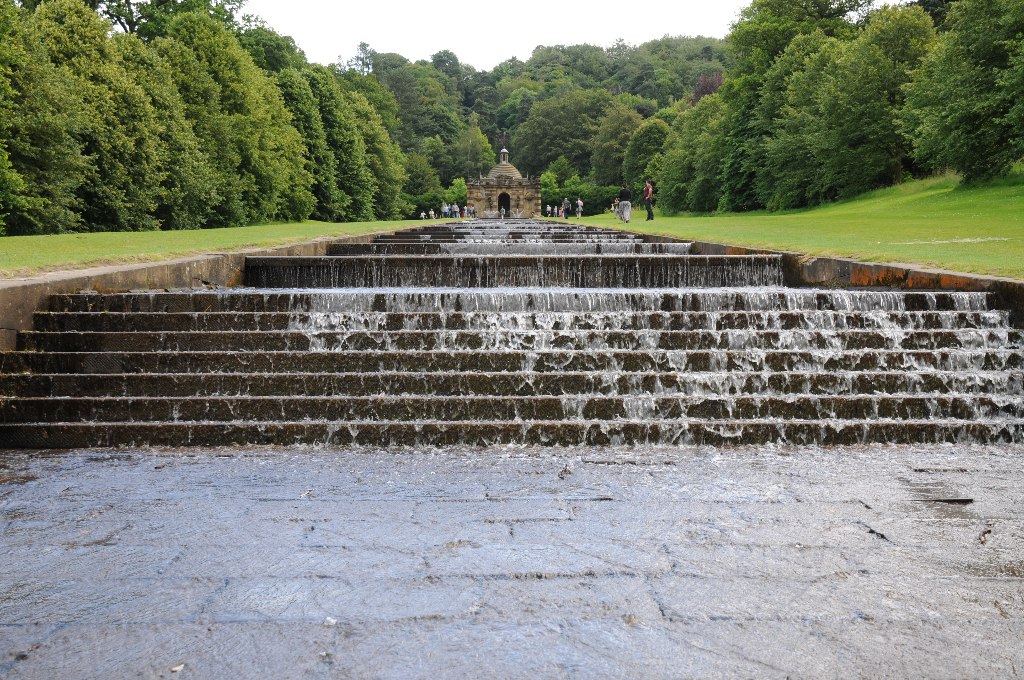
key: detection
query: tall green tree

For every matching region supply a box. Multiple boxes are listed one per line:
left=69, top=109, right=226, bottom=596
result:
left=335, top=64, right=400, bottom=135
left=137, top=0, right=243, bottom=38
left=419, top=135, right=457, bottom=187
left=343, top=89, right=407, bottom=219
left=604, top=36, right=727, bottom=107
left=0, top=0, right=89, bottom=235
left=512, top=88, right=612, bottom=176
left=903, top=0, right=1024, bottom=182
left=916, top=0, right=958, bottom=28
left=454, top=112, right=495, bottom=178
left=495, top=86, right=536, bottom=134
left=372, top=57, right=464, bottom=150
left=657, top=93, right=728, bottom=213
left=0, top=0, right=27, bottom=231
left=814, top=6, right=934, bottom=198
left=757, top=34, right=836, bottom=210
left=539, top=169, right=559, bottom=207
left=276, top=67, right=346, bottom=222
left=590, top=100, right=642, bottom=186
left=160, top=12, right=313, bottom=226
left=623, top=118, right=670, bottom=197
left=403, top=152, right=441, bottom=195
left=445, top=177, right=467, bottom=207
left=34, top=0, right=165, bottom=231
left=718, top=0, right=871, bottom=211
left=304, top=65, right=374, bottom=221
left=239, top=22, right=307, bottom=72
left=114, top=32, right=218, bottom=230
left=756, top=6, right=933, bottom=210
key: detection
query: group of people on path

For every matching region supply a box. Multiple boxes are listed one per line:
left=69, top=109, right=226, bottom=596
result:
left=614, top=179, right=655, bottom=223
left=417, top=182, right=654, bottom=221
left=546, top=198, right=584, bottom=218
left=421, top=203, right=476, bottom=220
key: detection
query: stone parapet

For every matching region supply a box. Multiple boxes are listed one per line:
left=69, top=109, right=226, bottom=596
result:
left=683, top=238, right=1024, bottom=327
left=0, top=232, right=387, bottom=351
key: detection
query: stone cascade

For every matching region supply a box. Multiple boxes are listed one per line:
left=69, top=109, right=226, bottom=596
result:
left=1, top=220, right=1023, bottom=447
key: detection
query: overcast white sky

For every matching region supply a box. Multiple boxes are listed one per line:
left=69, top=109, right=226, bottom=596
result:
left=240, top=0, right=754, bottom=71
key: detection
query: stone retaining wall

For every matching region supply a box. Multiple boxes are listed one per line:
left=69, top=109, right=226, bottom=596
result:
left=0, top=233, right=383, bottom=351
left=688, top=239, right=1024, bottom=327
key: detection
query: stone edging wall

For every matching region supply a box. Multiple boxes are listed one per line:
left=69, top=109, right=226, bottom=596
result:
left=0, top=233, right=383, bottom=351
left=687, top=239, right=1024, bottom=327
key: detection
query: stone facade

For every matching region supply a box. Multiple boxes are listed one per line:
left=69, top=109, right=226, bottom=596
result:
left=466, top=148, right=541, bottom=218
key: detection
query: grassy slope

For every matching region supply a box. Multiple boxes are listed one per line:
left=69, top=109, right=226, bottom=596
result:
left=0, top=220, right=408, bottom=278
left=1, top=173, right=1022, bottom=280
left=583, top=173, right=1024, bottom=279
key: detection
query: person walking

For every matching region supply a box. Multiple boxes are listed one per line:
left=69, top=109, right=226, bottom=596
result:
left=575, top=197, right=583, bottom=218
left=618, top=184, right=632, bottom=223
left=643, top=179, right=654, bottom=221
left=561, top=197, right=571, bottom=220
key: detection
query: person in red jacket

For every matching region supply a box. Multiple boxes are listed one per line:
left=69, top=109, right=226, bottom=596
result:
left=643, top=179, right=654, bottom=221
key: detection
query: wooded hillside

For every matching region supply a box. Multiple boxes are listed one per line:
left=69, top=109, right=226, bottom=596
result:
left=0, top=0, right=1019, bottom=235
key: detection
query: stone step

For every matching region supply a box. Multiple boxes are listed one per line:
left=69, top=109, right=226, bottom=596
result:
left=5, top=350, right=1023, bottom=376
left=368, top=237, right=647, bottom=244
left=390, top=226, right=633, bottom=233
left=3, top=419, right=1022, bottom=448
left=47, top=289, right=992, bottom=314
left=373, top=230, right=641, bottom=236
left=18, top=329, right=1022, bottom=353
left=395, top=223, right=614, bottom=230
left=6, top=394, right=1024, bottom=424
left=243, top=255, right=785, bottom=288
left=5, top=217, right=1020, bottom=449
left=325, top=243, right=694, bottom=255
left=375, top=227, right=638, bottom=236
left=363, top=237, right=649, bottom=244
left=30, top=310, right=1010, bottom=333
left=4, top=371, right=1021, bottom=398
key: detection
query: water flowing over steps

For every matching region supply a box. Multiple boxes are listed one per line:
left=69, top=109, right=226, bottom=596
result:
left=2, top=219, right=1023, bottom=448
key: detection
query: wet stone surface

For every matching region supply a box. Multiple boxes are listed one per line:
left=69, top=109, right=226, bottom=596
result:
left=1, top=444, right=1023, bottom=678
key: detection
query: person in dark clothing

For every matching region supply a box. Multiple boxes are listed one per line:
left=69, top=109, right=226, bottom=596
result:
left=618, top=184, right=632, bottom=222
left=643, top=179, right=654, bottom=221
left=561, top=197, right=571, bottom=219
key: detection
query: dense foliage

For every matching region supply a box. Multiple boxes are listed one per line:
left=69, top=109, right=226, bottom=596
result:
left=1, top=0, right=1021, bottom=235
left=657, top=0, right=1023, bottom=214
left=1, top=0, right=407, bottom=234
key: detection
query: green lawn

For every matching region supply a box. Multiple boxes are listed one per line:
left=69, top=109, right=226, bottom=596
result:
left=582, top=173, right=1024, bottom=280
left=0, top=219, right=415, bottom=278
left=2, top=173, right=1022, bottom=280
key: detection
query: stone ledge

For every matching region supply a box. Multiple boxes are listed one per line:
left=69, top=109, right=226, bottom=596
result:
left=0, top=231, right=391, bottom=351
left=686, top=239, right=1024, bottom=327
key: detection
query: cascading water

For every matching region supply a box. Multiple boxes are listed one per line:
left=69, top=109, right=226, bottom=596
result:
left=1, top=219, right=1022, bottom=447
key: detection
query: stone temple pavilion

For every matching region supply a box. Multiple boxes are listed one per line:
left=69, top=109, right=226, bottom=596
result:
left=466, top=147, right=541, bottom=218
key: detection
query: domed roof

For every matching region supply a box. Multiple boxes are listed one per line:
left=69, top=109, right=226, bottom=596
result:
left=487, top=163, right=523, bottom=179
left=486, top=148, right=523, bottom=179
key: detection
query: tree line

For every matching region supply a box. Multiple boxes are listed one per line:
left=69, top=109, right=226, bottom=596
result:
left=1, top=0, right=1020, bottom=236
left=0, top=0, right=407, bottom=235
left=657, top=0, right=1023, bottom=214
